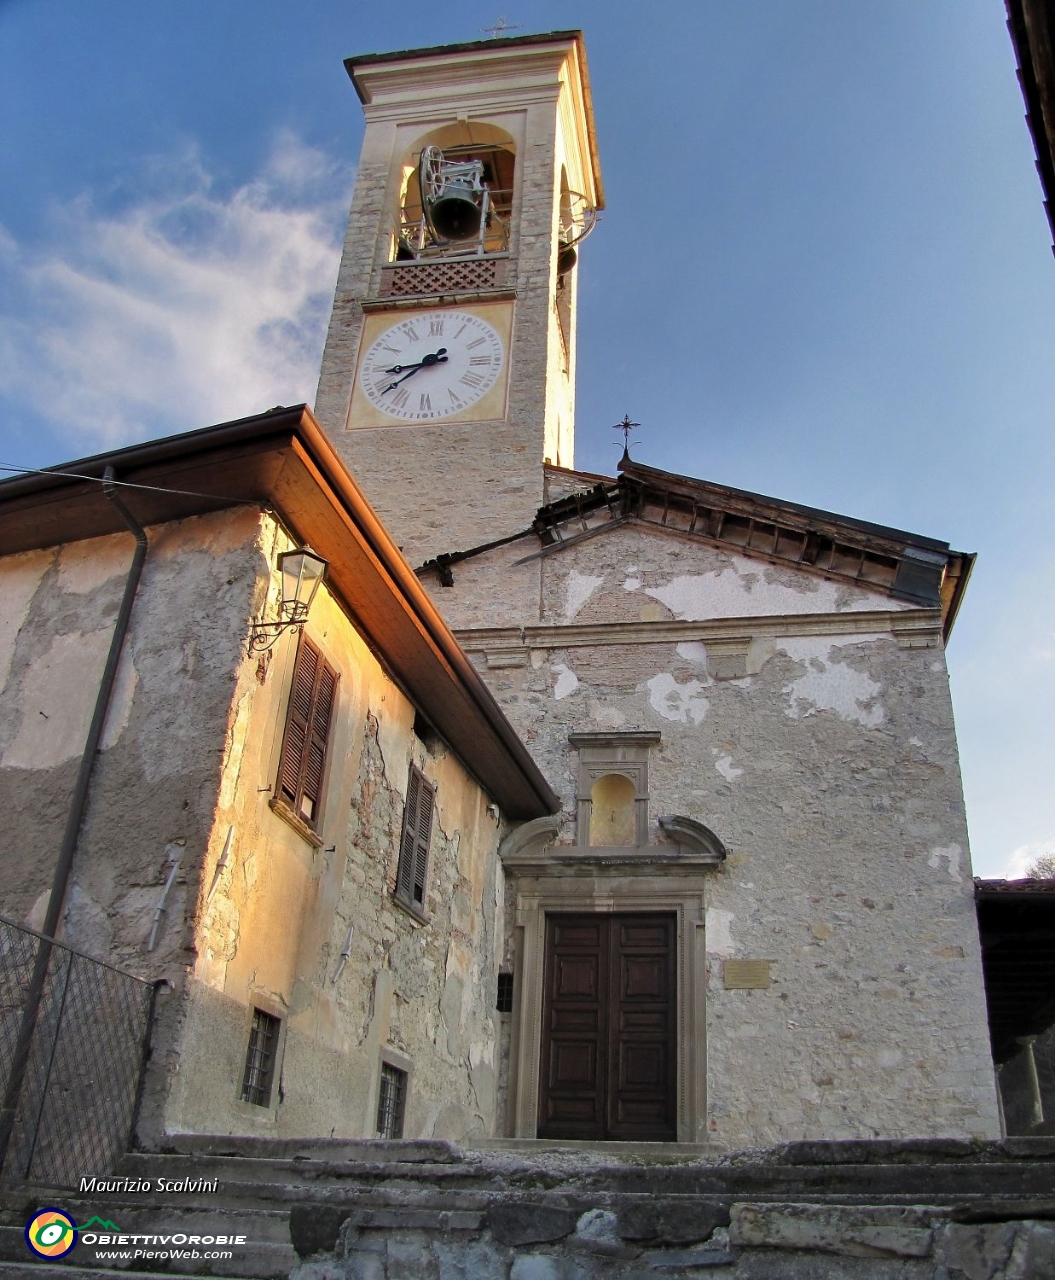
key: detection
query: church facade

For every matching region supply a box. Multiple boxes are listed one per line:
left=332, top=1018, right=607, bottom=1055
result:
left=0, top=30, right=1002, bottom=1161
left=313, top=30, right=1000, bottom=1147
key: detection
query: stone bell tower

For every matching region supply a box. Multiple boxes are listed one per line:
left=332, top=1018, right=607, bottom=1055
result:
left=314, top=31, right=603, bottom=565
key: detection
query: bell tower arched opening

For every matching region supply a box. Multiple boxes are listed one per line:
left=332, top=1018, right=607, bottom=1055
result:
left=395, top=123, right=516, bottom=261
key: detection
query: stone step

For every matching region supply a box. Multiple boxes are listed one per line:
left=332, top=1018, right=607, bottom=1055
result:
left=113, top=1151, right=476, bottom=1193
left=159, top=1136, right=460, bottom=1164
left=0, top=1267, right=258, bottom=1280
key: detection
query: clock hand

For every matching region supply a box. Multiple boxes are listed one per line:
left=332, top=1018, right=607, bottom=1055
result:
left=381, top=366, right=425, bottom=393
left=381, top=349, right=448, bottom=393
left=383, top=348, right=448, bottom=375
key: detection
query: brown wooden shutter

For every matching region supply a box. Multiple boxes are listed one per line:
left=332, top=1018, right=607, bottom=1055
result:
left=301, top=661, right=337, bottom=820
left=396, top=765, right=435, bottom=910
left=275, top=634, right=338, bottom=828
left=411, top=780, right=434, bottom=906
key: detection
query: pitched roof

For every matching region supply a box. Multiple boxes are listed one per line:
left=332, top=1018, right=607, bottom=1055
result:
left=0, top=405, right=558, bottom=820
left=421, top=457, right=974, bottom=641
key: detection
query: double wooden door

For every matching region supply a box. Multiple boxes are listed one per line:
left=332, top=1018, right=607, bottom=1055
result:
left=538, top=913, right=676, bottom=1141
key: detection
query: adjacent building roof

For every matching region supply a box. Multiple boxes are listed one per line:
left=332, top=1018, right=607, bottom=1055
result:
left=0, top=405, right=559, bottom=820
left=975, top=877, right=1055, bottom=1061
left=1006, top=0, right=1055, bottom=254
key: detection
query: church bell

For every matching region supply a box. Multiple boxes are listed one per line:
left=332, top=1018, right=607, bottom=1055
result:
left=428, top=177, right=483, bottom=240
left=420, top=146, right=486, bottom=242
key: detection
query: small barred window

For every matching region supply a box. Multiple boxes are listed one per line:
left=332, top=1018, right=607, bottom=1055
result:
left=240, top=1009, right=280, bottom=1107
left=376, top=1062, right=407, bottom=1138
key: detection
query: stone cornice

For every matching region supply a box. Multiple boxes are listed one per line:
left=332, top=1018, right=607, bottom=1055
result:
left=361, top=287, right=517, bottom=313
left=456, top=608, right=944, bottom=667
left=501, top=848, right=723, bottom=878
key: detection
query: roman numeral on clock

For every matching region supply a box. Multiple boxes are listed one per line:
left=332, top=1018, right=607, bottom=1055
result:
left=460, top=371, right=485, bottom=389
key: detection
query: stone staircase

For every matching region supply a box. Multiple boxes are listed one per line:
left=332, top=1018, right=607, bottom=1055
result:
left=0, top=1136, right=1053, bottom=1279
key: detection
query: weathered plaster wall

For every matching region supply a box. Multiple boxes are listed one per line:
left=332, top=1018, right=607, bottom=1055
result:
left=449, top=524, right=1000, bottom=1145
left=0, top=511, right=261, bottom=964
left=167, top=515, right=509, bottom=1144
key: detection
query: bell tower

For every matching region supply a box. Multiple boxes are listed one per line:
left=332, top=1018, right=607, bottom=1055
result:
left=314, top=32, right=602, bottom=565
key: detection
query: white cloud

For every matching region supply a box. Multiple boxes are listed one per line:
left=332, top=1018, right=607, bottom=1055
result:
left=0, top=133, right=347, bottom=450
left=1001, top=836, right=1055, bottom=880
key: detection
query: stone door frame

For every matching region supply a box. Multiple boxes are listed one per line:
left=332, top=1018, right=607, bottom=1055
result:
left=501, top=834, right=727, bottom=1146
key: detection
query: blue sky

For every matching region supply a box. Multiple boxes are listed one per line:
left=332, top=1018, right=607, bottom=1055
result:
left=1, top=1, right=1052, bottom=877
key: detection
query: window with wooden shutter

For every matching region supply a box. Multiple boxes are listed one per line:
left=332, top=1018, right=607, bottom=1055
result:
left=395, top=765, right=435, bottom=913
left=275, top=634, right=338, bottom=830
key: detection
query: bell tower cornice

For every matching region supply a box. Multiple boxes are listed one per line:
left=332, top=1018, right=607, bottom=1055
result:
left=347, top=32, right=603, bottom=212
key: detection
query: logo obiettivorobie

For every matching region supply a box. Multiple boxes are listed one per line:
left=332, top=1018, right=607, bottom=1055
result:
left=25, top=1208, right=77, bottom=1258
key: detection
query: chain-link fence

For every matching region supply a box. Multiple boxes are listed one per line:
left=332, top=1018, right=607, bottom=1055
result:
left=0, top=915, right=155, bottom=1187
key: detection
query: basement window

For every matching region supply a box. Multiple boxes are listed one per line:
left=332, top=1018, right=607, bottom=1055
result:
left=376, top=1063, right=408, bottom=1139
left=240, top=1009, right=280, bottom=1107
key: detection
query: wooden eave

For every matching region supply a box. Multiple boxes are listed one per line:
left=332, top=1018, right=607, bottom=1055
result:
left=0, top=406, right=558, bottom=821
left=527, top=459, right=973, bottom=642
left=1006, top=0, right=1055, bottom=255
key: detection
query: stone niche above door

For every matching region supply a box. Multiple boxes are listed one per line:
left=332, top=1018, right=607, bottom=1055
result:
left=569, top=731, right=660, bottom=850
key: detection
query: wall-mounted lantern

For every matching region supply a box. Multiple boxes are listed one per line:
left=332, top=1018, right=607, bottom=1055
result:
left=247, top=548, right=328, bottom=654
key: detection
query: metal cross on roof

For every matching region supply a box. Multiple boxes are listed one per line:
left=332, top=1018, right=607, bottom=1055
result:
left=481, top=17, right=524, bottom=37
left=612, top=414, right=641, bottom=462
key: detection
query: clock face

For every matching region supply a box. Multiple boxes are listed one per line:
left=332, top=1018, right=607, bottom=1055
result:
left=357, top=309, right=505, bottom=422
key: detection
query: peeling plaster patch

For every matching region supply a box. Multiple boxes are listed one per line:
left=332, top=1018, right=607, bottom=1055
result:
left=928, top=844, right=963, bottom=882
left=552, top=662, right=579, bottom=700
left=778, top=636, right=887, bottom=728
left=909, top=736, right=924, bottom=747
left=564, top=570, right=604, bottom=620
left=623, top=576, right=641, bottom=591
left=645, top=672, right=709, bottom=724
left=676, top=641, right=709, bottom=669
left=706, top=908, right=735, bottom=957
left=100, top=649, right=139, bottom=750
left=25, top=890, right=50, bottom=933
left=217, top=690, right=251, bottom=808
left=644, top=558, right=905, bottom=621
left=2, top=628, right=112, bottom=768
left=0, top=550, right=53, bottom=692
left=56, top=538, right=128, bottom=594
left=588, top=698, right=625, bottom=728
left=715, top=753, right=743, bottom=781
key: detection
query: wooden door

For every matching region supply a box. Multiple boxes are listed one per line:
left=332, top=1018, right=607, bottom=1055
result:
left=538, top=913, right=676, bottom=1141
